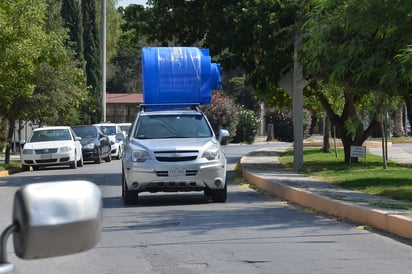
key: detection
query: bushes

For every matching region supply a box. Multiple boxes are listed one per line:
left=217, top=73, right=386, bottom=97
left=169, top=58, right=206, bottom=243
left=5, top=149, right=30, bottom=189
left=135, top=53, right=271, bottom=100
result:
left=266, top=108, right=312, bottom=142
left=232, top=107, right=260, bottom=144
left=202, top=92, right=239, bottom=137
left=203, top=92, right=312, bottom=144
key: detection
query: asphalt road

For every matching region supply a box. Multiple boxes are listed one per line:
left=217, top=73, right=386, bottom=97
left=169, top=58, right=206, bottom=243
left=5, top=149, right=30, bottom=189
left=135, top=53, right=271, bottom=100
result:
left=1, top=144, right=412, bottom=273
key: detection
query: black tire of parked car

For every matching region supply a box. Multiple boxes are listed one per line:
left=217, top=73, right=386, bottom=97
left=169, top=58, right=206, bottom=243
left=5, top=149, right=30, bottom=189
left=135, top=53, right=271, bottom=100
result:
left=104, top=152, right=111, bottom=162
left=77, top=153, right=84, bottom=167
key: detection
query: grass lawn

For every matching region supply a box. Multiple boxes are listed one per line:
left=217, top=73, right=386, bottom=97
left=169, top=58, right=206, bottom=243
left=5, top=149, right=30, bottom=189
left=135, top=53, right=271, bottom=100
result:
left=0, top=153, right=21, bottom=171
left=279, top=147, right=412, bottom=203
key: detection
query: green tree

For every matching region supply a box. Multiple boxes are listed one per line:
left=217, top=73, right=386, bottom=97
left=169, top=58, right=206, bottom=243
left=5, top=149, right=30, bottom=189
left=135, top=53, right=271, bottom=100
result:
left=0, top=0, right=49, bottom=163
left=107, top=4, right=147, bottom=93
left=30, top=0, right=88, bottom=127
left=301, top=0, right=412, bottom=162
left=82, top=0, right=102, bottom=123
left=61, top=0, right=85, bottom=67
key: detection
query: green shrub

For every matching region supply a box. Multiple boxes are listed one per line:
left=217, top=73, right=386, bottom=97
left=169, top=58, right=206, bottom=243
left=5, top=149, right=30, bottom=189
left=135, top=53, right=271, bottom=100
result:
left=266, top=108, right=312, bottom=142
left=202, top=92, right=239, bottom=138
left=233, top=107, right=259, bottom=144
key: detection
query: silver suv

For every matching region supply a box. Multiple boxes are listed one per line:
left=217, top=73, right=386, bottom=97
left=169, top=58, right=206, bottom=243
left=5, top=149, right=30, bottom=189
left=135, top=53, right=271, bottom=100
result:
left=121, top=104, right=229, bottom=204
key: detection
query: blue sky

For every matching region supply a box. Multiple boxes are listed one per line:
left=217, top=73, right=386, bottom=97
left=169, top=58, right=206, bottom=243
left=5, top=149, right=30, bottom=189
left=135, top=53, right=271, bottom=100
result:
left=116, top=0, right=146, bottom=7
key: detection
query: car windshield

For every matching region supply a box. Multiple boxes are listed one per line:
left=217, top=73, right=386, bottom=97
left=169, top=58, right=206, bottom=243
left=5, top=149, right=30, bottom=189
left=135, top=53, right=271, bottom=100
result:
left=72, top=127, right=97, bottom=138
left=29, top=129, right=72, bottom=142
left=100, top=126, right=116, bottom=136
left=134, top=114, right=212, bottom=139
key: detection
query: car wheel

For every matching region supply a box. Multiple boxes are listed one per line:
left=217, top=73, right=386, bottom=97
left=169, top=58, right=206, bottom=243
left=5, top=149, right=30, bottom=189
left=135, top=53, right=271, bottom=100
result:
left=94, top=151, right=102, bottom=164
left=77, top=153, right=84, bottom=167
left=122, top=171, right=138, bottom=204
left=70, top=153, right=77, bottom=169
left=22, top=165, right=30, bottom=172
left=104, top=150, right=112, bottom=162
left=211, top=181, right=227, bottom=203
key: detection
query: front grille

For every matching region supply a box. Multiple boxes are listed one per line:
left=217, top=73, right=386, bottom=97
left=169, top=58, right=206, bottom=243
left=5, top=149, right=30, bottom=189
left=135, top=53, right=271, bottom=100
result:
left=146, top=181, right=202, bottom=192
left=154, top=150, right=199, bottom=162
left=35, top=148, right=58, bottom=154
left=156, top=156, right=197, bottom=162
left=156, top=170, right=198, bottom=177
left=36, top=159, right=58, bottom=163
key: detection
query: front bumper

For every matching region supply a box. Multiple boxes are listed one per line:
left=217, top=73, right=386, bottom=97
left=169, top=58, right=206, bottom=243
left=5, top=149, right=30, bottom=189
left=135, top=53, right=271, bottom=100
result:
left=123, top=160, right=226, bottom=193
left=21, top=152, right=75, bottom=166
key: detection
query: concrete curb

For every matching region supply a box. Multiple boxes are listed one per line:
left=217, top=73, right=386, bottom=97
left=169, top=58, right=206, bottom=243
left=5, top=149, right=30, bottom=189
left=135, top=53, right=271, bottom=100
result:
left=0, top=168, right=21, bottom=177
left=240, top=159, right=412, bottom=241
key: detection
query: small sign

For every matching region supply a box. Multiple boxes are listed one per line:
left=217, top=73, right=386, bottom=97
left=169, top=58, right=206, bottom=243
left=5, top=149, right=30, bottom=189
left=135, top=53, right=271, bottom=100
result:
left=350, top=146, right=366, bottom=158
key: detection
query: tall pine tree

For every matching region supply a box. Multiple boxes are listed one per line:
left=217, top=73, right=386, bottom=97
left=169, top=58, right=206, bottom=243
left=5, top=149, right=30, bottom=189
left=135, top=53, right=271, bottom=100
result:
left=82, top=0, right=102, bottom=124
left=61, top=0, right=85, bottom=68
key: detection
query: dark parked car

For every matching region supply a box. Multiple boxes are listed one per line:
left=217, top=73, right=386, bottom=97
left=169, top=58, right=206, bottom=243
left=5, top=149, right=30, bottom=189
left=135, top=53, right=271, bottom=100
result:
left=72, top=125, right=112, bottom=163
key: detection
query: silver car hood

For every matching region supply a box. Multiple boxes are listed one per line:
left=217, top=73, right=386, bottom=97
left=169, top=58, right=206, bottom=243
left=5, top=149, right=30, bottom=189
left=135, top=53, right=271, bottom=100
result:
left=130, top=137, right=219, bottom=152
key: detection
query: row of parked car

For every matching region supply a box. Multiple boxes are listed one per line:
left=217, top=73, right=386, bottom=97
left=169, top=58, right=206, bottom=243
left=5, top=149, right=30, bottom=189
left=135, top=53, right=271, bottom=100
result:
left=20, top=123, right=131, bottom=171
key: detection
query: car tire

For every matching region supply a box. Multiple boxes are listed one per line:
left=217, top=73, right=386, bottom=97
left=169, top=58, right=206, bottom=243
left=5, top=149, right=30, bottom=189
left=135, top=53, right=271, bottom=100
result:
left=122, top=171, right=139, bottom=204
left=211, top=181, right=227, bottom=203
left=70, top=160, right=77, bottom=169
left=104, top=150, right=112, bottom=162
left=22, top=164, right=30, bottom=172
left=77, top=153, right=84, bottom=167
left=94, top=151, right=102, bottom=164
left=70, top=153, right=77, bottom=169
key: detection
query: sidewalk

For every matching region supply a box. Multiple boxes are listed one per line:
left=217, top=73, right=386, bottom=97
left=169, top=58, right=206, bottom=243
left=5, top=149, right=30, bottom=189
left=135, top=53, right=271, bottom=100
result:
left=240, top=139, right=412, bottom=241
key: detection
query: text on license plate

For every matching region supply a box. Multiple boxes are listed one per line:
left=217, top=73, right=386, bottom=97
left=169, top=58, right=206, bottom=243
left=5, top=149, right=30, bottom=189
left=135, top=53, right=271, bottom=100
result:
left=168, top=168, right=186, bottom=177
left=40, top=154, right=52, bottom=160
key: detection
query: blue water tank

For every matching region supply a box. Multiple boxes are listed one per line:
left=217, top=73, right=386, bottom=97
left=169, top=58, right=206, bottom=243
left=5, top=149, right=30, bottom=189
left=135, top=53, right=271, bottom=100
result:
left=142, top=47, right=221, bottom=106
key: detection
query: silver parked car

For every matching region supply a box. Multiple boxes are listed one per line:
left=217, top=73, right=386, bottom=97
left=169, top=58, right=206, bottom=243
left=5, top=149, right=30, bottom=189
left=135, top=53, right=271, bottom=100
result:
left=121, top=104, right=229, bottom=204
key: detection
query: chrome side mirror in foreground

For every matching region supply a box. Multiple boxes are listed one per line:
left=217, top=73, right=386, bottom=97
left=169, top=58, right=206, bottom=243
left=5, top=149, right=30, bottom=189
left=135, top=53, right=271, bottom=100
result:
left=0, top=180, right=102, bottom=273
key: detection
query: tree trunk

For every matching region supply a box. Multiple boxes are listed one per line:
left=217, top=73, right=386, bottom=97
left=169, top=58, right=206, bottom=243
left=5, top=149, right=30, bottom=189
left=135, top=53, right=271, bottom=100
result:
left=392, top=106, right=404, bottom=137
left=5, top=117, right=15, bottom=164
left=405, top=94, right=412, bottom=136
left=322, top=114, right=330, bottom=153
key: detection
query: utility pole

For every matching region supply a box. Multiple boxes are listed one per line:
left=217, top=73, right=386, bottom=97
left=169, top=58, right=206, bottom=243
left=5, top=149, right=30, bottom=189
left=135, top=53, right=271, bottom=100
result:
left=101, top=0, right=106, bottom=122
left=293, top=25, right=304, bottom=171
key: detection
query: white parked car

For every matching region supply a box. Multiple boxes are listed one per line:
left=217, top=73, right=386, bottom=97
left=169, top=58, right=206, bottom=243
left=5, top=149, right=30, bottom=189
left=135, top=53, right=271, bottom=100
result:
left=121, top=104, right=229, bottom=204
left=21, top=126, right=83, bottom=171
left=93, top=123, right=125, bottom=159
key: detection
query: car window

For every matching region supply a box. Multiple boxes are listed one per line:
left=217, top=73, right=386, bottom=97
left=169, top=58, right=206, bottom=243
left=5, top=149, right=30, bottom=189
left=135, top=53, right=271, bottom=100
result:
left=100, top=126, right=116, bottom=136
left=73, top=127, right=97, bottom=138
left=29, top=129, right=72, bottom=142
left=134, top=114, right=212, bottom=139
left=119, top=125, right=130, bottom=132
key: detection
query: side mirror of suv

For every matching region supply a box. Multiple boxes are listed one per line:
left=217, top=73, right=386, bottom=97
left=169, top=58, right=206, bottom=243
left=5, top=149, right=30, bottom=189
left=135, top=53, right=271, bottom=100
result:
left=218, top=129, right=230, bottom=144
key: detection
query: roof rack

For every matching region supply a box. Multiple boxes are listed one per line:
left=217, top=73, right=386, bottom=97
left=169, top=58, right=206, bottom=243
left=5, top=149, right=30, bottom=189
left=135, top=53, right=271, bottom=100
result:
left=139, top=103, right=201, bottom=112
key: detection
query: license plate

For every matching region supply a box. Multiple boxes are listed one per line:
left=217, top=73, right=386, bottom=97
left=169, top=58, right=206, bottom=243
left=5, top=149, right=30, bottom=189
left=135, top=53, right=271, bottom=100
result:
left=168, top=168, right=186, bottom=177
left=40, top=154, right=52, bottom=160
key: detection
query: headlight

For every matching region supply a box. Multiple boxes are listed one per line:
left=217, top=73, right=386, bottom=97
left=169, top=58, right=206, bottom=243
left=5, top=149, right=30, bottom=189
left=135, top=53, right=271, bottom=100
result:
left=132, top=150, right=151, bottom=162
left=22, top=149, right=33, bottom=155
left=60, top=146, right=73, bottom=153
left=202, top=148, right=221, bottom=161
left=83, top=143, right=95, bottom=149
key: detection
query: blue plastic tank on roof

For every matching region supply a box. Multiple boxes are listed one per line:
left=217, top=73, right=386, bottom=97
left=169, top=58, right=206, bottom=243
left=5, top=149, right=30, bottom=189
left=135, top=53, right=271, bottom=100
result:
left=142, top=47, right=221, bottom=106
